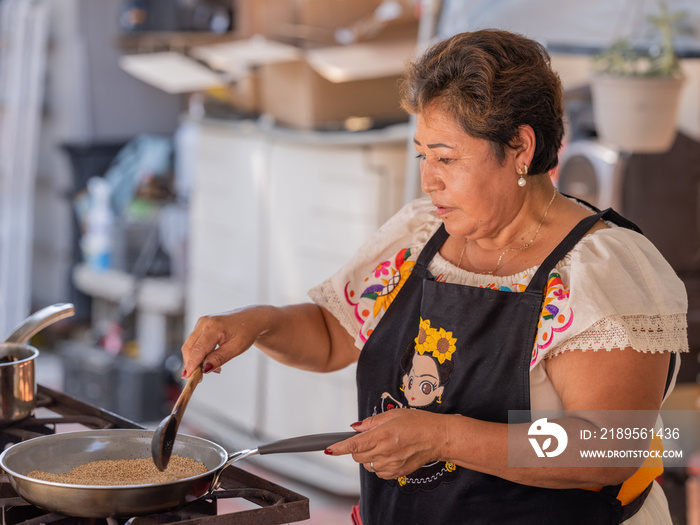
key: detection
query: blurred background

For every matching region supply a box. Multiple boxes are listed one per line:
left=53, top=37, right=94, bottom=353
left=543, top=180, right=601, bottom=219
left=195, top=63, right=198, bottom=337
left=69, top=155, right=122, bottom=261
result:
left=2, top=0, right=700, bottom=523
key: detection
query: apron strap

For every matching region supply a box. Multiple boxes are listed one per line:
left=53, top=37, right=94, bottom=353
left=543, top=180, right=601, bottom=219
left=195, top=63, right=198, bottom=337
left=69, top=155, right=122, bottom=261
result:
left=420, top=207, right=643, bottom=291
left=664, top=352, right=677, bottom=398
left=416, top=224, right=450, bottom=269
left=601, top=481, right=654, bottom=522
left=526, top=208, right=643, bottom=293
left=620, top=482, right=654, bottom=521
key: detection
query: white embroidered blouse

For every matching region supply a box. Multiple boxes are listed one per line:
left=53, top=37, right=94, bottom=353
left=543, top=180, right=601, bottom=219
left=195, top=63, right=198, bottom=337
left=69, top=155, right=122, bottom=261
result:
left=308, top=197, right=689, bottom=411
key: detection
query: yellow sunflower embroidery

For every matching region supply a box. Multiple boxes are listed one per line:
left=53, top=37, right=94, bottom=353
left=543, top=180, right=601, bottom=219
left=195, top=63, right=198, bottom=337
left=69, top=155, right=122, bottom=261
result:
left=445, top=461, right=457, bottom=472
left=398, top=476, right=407, bottom=486
left=372, top=260, right=416, bottom=317
left=431, top=328, right=457, bottom=364
left=414, top=317, right=437, bottom=355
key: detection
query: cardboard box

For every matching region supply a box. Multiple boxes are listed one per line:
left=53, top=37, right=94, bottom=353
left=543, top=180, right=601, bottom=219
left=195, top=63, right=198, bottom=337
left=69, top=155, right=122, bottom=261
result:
left=119, top=51, right=227, bottom=94
left=258, top=38, right=414, bottom=130
left=189, top=36, right=304, bottom=114
left=205, top=73, right=261, bottom=114
left=120, top=11, right=417, bottom=129
left=247, top=0, right=417, bottom=47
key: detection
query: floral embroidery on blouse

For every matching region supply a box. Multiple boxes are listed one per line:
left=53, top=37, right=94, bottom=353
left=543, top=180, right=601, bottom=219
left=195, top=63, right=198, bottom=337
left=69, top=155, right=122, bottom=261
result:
left=344, top=248, right=416, bottom=343
left=345, top=248, right=574, bottom=360
left=532, top=272, right=574, bottom=364
left=479, top=281, right=528, bottom=293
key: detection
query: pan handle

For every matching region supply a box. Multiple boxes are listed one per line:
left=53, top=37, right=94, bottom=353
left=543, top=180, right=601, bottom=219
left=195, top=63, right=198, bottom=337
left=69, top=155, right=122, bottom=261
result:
left=257, top=431, right=358, bottom=455
left=207, top=431, right=358, bottom=493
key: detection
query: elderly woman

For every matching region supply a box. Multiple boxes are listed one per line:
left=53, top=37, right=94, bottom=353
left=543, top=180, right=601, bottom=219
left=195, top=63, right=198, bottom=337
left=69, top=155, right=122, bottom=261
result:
left=182, top=30, right=687, bottom=524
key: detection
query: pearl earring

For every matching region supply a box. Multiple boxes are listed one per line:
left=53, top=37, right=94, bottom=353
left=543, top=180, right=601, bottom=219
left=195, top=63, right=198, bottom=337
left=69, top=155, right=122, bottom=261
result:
left=517, top=164, right=528, bottom=187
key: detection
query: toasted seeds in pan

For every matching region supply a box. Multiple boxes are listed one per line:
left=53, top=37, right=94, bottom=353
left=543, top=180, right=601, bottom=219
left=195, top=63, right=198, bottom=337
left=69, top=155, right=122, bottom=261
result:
left=27, top=455, right=207, bottom=486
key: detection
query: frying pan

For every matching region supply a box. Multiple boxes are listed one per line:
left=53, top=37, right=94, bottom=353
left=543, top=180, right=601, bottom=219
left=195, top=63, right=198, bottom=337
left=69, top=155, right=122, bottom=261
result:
left=0, top=428, right=356, bottom=518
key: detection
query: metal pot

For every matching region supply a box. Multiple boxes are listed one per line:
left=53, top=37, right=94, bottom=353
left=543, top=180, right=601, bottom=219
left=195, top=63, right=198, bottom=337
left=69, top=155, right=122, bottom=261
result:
left=0, top=303, right=74, bottom=424
left=0, top=343, right=40, bottom=424
left=0, top=428, right=356, bottom=518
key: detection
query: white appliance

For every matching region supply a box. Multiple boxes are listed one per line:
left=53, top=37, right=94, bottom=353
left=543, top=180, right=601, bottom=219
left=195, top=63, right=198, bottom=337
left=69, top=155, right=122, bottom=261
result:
left=556, top=139, right=625, bottom=211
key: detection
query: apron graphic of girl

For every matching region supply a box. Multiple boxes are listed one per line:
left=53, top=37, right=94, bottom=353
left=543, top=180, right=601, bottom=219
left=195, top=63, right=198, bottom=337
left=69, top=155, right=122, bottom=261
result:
left=374, top=318, right=460, bottom=493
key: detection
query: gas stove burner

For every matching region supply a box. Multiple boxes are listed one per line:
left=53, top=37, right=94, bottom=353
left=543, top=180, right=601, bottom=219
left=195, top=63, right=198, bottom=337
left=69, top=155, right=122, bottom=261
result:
left=0, top=385, right=310, bottom=524
left=0, top=468, right=309, bottom=524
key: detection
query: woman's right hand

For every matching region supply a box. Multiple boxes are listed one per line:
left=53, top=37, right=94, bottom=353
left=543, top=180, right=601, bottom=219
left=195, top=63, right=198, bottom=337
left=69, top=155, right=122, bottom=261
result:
left=180, top=303, right=359, bottom=379
left=180, top=305, right=272, bottom=379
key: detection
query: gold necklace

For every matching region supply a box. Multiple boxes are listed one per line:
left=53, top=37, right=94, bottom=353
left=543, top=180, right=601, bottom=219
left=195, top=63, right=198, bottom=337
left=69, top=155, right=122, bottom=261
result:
left=458, top=188, right=557, bottom=275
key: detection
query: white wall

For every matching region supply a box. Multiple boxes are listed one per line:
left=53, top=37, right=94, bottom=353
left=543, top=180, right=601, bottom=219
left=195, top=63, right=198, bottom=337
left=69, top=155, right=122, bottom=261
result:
left=437, top=0, right=700, bottom=54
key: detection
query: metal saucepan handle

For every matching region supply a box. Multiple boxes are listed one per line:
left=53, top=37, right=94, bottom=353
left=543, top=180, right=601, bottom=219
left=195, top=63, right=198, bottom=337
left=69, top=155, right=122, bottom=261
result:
left=5, top=303, right=75, bottom=344
left=209, top=431, right=357, bottom=492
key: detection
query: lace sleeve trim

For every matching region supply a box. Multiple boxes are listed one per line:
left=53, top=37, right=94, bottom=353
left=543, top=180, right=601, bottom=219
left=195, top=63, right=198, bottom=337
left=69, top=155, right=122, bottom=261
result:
left=546, top=313, right=688, bottom=358
left=308, top=279, right=360, bottom=345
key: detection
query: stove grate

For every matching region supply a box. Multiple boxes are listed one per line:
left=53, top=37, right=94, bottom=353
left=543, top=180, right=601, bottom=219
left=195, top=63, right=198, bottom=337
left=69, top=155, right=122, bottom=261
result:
left=0, top=385, right=310, bottom=524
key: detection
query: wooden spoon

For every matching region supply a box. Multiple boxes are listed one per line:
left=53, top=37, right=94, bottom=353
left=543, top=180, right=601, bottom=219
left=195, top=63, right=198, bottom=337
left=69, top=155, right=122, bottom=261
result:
left=151, top=365, right=203, bottom=471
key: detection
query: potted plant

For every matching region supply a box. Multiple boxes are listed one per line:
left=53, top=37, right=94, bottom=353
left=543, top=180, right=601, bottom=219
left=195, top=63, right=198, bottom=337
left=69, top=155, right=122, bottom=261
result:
left=589, top=1, right=687, bottom=153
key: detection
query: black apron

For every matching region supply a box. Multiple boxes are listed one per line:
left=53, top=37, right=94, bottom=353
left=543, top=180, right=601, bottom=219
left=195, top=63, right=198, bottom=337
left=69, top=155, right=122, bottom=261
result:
left=355, top=208, right=653, bottom=524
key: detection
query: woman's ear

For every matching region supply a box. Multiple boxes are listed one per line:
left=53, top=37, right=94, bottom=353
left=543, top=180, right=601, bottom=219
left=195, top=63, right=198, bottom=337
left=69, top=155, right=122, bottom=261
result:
left=513, top=124, right=536, bottom=166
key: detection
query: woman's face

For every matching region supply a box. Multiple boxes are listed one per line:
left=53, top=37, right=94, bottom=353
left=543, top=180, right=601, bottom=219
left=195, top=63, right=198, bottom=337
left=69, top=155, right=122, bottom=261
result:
left=414, top=103, right=521, bottom=240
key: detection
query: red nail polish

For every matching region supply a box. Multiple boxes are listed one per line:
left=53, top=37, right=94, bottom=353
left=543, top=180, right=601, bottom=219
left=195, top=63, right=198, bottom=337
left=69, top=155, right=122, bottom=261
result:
left=350, top=421, right=362, bottom=429
left=324, top=449, right=333, bottom=455
left=203, top=363, right=214, bottom=374
left=181, top=369, right=188, bottom=378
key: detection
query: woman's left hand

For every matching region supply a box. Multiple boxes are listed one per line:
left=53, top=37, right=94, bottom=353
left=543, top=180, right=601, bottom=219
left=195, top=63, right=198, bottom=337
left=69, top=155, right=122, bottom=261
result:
left=327, top=409, right=451, bottom=479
